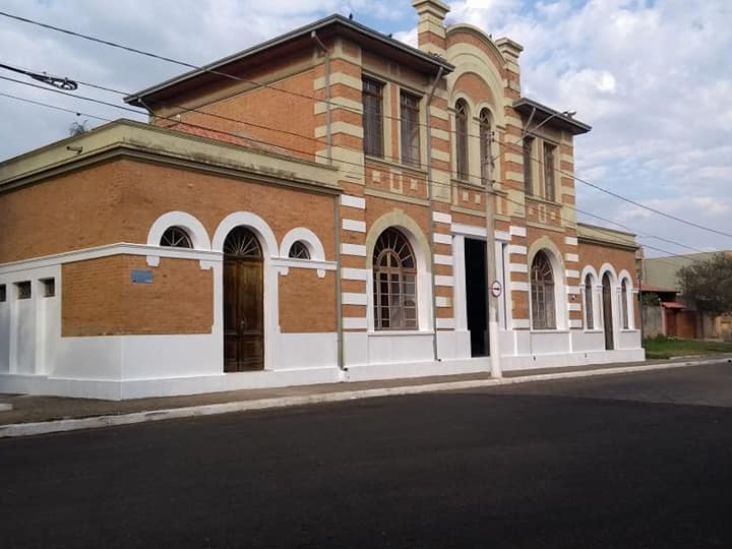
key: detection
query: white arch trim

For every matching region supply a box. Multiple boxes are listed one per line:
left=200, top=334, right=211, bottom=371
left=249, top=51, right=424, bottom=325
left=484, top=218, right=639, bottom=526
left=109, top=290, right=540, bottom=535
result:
left=280, top=228, right=326, bottom=261
left=212, top=212, right=278, bottom=258
left=147, top=211, right=211, bottom=251
left=599, top=263, right=618, bottom=285
left=527, top=238, right=568, bottom=330
left=618, top=269, right=633, bottom=287
left=580, top=265, right=601, bottom=331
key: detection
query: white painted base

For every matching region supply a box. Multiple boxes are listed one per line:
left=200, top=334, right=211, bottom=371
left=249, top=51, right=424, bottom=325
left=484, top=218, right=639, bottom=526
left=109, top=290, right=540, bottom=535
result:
left=345, top=357, right=490, bottom=382
left=501, top=348, right=646, bottom=372
left=0, top=367, right=344, bottom=401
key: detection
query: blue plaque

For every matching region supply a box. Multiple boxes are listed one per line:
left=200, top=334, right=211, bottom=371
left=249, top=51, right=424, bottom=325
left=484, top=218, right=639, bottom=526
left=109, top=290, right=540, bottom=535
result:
left=131, top=270, right=153, bottom=284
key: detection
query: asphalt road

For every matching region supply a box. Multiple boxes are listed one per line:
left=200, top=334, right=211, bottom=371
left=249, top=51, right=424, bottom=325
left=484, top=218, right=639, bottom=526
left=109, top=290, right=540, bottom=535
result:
left=3, top=362, right=732, bottom=548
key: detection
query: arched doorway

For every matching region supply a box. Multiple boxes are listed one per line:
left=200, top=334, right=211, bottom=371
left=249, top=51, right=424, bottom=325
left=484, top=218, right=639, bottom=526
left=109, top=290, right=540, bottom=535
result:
left=602, top=273, right=614, bottom=351
left=223, top=227, right=264, bottom=371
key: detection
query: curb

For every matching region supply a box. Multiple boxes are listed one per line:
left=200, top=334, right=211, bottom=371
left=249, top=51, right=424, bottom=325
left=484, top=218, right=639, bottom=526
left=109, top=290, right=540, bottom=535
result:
left=0, top=358, right=726, bottom=439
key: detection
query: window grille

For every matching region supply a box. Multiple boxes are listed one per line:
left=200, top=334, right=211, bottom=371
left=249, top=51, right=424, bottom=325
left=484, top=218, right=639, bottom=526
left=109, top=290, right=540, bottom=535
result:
left=400, top=91, right=421, bottom=167
left=160, top=226, right=193, bottom=248
left=373, top=229, right=417, bottom=330
left=224, top=227, right=262, bottom=258
left=531, top=251, right=556, bottom=329
left=584, top=274, right=594, bottom=329
left=479, top=109, right=493, bottom=185
left=288, top=241, right=310, bottom=260
left=455, top=100, right=469, bottom=180
left=362, top=77, right=384, bottom=157
left=543, top=143, right=556, bottom=201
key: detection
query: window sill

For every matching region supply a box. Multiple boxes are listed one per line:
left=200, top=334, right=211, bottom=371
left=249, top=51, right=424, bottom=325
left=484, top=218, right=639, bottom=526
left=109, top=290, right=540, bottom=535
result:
left=365, top=155, right=427, bottom=175
left=368, top=330, right=433, bottom=337
left=526, top=195, right=562, bottom=207
left=530, top=329, right=570, bottom=334
left=452, top=178, right=487, bottom=191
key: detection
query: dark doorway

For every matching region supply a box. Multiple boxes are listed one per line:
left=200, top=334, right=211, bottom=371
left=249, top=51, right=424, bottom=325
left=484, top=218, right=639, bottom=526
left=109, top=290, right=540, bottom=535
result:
left=223, top=227, right=264, bottom=372
left=602, top=273, right=614, bottom=351
left=465, top=238, right=488, bottom=357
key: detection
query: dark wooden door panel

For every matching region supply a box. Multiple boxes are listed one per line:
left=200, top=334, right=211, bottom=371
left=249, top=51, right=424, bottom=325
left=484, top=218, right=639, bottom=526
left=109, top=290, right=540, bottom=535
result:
left=223, top=257, right=264, bottom=372
left=602, top=275, right=614, bottom=351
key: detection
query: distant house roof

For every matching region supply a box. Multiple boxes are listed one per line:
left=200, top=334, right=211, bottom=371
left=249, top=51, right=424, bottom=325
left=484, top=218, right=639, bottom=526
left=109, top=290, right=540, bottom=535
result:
left=577, top=222, right=637, bottom=250
left=644, top=251, right=732, bottom=291
left=125, top=14, right=454, bottom=108
left=661, top=302, right=686, bottom=310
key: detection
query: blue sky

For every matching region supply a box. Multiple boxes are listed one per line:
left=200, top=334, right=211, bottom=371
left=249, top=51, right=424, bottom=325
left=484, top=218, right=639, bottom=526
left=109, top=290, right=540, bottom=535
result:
left=1, top=0, right=730, bottom=257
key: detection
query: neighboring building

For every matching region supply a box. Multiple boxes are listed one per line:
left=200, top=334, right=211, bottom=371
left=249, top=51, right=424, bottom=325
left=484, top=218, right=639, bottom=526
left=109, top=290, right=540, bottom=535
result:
left=642, top=251, right=732, bottom=340
left=0, top=1, right=643, bottom=400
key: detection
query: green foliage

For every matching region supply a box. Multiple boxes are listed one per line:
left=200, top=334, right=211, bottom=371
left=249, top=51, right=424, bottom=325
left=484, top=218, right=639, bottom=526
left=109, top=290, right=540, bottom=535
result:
left=643, top=336, right=732, bottom=359
left=677, top=253, right=732, bottom=314
left=641, top=292, right=661, bottom=306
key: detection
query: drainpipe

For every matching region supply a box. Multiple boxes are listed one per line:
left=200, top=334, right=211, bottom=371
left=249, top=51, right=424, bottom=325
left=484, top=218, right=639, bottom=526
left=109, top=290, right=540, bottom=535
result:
left=425, top=67, right=444, bottom=362
left=334, top=194, right=345, bottom=372
left=311, top=31, right=332, bottom=165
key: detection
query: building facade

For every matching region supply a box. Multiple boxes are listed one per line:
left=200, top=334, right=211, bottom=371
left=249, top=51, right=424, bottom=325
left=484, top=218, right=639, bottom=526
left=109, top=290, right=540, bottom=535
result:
left=0, top=1, right=643, bottom=400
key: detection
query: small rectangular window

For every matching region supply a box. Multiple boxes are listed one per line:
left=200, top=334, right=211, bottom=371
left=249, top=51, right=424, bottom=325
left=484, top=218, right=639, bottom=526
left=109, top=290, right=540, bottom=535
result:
left=400, top=91, right=421, bottom=167
left=362, top=77, right=384, bottom=158
left=523, top=137, right=534, bottom=196
left=42, top=278, right=55, bottom=298
left=0, top=284, right=6, bottom=302
left=543, top=142, right=556, bottom=202
left=16, top=281, right=31, bottom=300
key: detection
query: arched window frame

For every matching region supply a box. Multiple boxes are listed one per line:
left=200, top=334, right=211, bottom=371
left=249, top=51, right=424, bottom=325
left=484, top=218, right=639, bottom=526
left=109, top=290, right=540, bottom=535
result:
left=618, top=274, right=635, bottom=330
left=160, top=226, right=193, bottom=249
left=372, top=228, right=418, bottom=331
left=455, top=99, right=470, bottom=181
left=531, top=251, right=557, bottom=330
left=479, top=108, right=493, bottom=185
left=584, top=273, right=595, bottom=330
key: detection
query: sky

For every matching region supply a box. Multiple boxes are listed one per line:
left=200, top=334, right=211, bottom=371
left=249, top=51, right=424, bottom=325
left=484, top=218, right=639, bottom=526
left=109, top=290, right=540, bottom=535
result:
left=0, top=0, right=730, bottom=258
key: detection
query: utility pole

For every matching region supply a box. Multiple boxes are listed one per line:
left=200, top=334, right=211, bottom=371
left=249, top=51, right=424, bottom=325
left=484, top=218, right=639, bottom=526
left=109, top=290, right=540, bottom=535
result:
left=485, top=133, right=502, bottom=378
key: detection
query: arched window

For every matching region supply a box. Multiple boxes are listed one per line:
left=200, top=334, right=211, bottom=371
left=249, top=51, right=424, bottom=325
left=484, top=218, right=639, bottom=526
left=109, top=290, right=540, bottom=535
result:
left=160, top=226, right=192, bottom=248
left=288, top=241, right=310, bottom=260
left=373, top=228, right=417, bottom=330
left=223, top=227, right=262, bottom=258
left=531, top=251, right=556, bottom=329
left=479, top=108, right=493, bottom=185
left=584, top=274, right=595, bottom=330
left=455, top=99, right=469, bottom=181
left=621, top=279, right=629, bottom=329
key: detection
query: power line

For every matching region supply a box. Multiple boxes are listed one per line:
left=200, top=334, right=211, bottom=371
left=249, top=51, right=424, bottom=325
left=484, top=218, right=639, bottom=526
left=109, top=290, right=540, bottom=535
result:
left=3, top=10, right=731, bottom=239
left=0, top=90, right=112, bottom=122
left=0, top=78, right=716, bottom=258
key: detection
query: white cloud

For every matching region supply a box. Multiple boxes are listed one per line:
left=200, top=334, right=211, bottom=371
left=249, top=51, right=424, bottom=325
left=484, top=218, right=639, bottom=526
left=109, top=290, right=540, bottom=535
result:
left=0, top=0, right=730, bottom=256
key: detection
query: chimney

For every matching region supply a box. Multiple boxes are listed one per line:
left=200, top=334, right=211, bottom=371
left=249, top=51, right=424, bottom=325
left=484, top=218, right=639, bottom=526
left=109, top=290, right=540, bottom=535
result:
left=412, top=0, right=450, bottom=57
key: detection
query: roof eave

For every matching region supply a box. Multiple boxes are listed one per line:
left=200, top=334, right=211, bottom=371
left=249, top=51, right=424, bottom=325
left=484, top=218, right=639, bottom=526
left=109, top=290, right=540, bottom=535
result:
left=125, top=14, right=453, bottom=107
left=514, top=97, right=592, bottom=135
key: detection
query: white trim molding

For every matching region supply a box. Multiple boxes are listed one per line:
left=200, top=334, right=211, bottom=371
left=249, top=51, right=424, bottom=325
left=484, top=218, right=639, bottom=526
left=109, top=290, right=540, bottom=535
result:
left=340, top=195, right=366, bottom=209
left=146, top=211, right=212, bottom=251
left=342, top=219, right=366, bottom=233
left=279, top=227, right=327, bottom=261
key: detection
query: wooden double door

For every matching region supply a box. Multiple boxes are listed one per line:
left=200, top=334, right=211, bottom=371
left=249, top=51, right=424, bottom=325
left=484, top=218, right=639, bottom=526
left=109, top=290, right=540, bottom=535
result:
left=223, top=227, right=264, bottom=372
left=602, top=273, right=614, bottom=351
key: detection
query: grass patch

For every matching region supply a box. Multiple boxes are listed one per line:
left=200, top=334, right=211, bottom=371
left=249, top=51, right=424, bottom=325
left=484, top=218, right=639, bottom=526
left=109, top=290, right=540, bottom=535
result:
left=643, top=336, right=732, bottom=359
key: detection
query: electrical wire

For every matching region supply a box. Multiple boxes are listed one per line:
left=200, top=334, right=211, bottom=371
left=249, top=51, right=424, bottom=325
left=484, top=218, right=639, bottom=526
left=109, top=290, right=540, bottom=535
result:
left=0, top=76, right=719, bottom=258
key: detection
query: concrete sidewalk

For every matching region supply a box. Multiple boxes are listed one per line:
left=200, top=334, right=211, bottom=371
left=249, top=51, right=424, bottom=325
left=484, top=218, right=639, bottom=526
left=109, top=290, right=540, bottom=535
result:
left=1, top=355, right=730, bottom=438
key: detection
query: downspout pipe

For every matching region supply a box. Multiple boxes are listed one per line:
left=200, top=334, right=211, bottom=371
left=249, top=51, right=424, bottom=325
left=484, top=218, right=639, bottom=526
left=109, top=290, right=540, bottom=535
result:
left=425, top=67, right=444, bottom=362
left=311, top=31, right=332, bottom=165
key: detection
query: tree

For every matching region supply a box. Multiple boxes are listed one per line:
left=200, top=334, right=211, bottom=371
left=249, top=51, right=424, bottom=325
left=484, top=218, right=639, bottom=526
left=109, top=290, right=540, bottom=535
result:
left=677, top=253, right=732, bottom=334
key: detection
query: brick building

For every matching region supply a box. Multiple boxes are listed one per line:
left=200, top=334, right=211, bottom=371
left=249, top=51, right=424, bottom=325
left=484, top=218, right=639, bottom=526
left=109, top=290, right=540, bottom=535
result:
left=0, top=1, right=643, bottom=399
